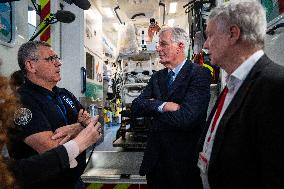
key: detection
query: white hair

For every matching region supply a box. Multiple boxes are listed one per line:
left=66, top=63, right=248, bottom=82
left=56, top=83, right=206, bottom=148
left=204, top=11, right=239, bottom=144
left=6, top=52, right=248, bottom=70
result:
left=159, top=27, right=190, bottom=57
left=208, top=0, right=267, bottom=48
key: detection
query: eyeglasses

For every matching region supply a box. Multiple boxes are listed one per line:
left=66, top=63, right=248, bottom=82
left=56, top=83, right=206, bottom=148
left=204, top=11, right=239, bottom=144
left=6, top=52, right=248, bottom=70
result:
left=32, top=55, right=61, bottom=63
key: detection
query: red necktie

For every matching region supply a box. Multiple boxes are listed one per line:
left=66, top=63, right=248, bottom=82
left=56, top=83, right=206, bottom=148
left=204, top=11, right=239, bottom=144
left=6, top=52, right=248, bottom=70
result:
left=207, top=86, right=229, bottom=142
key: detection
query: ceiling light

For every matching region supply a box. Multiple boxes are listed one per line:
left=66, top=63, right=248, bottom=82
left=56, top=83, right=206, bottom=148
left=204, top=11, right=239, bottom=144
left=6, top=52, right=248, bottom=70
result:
left=168, top=19, right=175, bottom=27
left=103, top=7, right=114, bottom=18
left=169, top=2, right=177, bottom=14
left=128, top=0, right=146, bottom=4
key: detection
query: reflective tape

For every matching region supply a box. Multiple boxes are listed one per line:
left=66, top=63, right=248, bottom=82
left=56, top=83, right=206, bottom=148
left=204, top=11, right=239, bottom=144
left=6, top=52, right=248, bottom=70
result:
left=39, top=0, right=51, bottom=44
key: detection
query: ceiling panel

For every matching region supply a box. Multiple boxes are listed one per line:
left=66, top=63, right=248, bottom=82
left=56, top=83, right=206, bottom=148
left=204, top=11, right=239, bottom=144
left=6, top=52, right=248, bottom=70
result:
left=92, top=0, right=191, bottom=45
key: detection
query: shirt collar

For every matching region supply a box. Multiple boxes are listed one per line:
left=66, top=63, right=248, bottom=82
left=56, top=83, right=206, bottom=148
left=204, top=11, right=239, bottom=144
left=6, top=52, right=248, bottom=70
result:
left=226, top=50, right=264, bottom=89
left=169, top=59, right=187, bottom=75
left=231, top=50, right=264, bottom=81
left=24, top=79, right=59, bottom=97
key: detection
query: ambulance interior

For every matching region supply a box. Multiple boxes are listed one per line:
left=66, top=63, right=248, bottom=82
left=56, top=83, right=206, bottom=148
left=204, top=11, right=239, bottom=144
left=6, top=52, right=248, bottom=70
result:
left=0, top=0, right=284, bottom=187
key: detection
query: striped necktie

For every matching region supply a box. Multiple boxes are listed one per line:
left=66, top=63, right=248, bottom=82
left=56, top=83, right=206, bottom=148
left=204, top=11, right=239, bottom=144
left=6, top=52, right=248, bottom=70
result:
left=167, top=70, right=175, bottom=89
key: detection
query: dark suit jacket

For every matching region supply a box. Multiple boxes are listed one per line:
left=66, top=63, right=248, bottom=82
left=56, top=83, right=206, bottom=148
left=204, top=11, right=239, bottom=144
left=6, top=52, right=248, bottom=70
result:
left=198, top=55, right=284, bottom=189
left=131, top=61, right=211, bottom=188
left=7, top=145, right=69, bottom=188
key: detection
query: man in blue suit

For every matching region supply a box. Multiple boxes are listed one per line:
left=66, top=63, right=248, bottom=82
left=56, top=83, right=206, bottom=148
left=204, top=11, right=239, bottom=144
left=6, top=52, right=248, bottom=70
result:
left=131, top=27, right=211, bottom=189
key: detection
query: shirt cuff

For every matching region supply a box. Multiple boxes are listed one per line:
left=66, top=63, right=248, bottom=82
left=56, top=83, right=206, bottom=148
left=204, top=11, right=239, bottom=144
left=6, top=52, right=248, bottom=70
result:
left=63, top=140, right=80, bottom=168
left=158, top=102, right=167, bottom=112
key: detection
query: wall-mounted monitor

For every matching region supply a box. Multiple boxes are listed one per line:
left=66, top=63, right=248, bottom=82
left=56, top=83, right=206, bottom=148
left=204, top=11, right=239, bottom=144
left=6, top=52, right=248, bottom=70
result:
left=0, top=2, right=16, bottom=47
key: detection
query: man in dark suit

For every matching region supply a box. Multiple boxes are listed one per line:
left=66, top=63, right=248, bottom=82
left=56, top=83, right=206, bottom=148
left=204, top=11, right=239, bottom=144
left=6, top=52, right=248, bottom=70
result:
left=198, top=1, right=284, bottom=189
left=131, top=27, right=211, bottom=189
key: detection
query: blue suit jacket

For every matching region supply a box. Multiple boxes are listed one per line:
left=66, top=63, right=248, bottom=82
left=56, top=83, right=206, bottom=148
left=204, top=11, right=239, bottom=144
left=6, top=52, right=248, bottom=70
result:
left=131, top=60, right=211, bottom=188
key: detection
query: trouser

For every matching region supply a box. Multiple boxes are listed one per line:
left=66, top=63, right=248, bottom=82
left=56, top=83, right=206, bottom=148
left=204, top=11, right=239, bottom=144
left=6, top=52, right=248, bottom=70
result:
left=145, top=162, right=203, bottom=189
left=73, top=178, right=85, bottom=189
left=146, top=168, right=169, bottom=189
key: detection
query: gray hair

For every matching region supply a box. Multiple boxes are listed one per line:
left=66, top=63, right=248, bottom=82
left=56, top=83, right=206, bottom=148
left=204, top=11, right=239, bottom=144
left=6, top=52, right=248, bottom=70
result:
left=159, top=27, right=190, bottom=57
left=208, top=0, right=267, bottom=48
left=18, top=41, right=51, bottom=74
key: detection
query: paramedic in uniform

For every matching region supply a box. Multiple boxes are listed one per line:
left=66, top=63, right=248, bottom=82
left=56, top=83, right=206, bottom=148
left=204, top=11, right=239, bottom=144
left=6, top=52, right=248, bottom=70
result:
left=8, top=41, right=98, bottom=189
left=0, top=58, right=102, bottom=189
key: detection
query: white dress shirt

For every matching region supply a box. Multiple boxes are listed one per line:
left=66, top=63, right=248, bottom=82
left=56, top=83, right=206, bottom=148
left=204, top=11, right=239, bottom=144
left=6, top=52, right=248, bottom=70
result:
left=63, top=140, right=80, bottom=168
left=200, top=50, right=264, bottom=189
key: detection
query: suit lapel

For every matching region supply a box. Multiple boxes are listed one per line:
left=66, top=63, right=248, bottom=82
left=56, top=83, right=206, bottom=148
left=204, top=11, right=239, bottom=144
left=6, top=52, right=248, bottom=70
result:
left=208, top=55, right=271, bottom=172
left=168, top=60, right=192, bottom=97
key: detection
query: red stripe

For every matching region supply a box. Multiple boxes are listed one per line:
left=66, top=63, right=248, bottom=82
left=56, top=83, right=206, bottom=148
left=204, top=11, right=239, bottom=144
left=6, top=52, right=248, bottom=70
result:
left=40, top=1, right=50, bottom=21
left=139, top=185, right=149, bottom=189
left=128, top=184, right=140, bottom=189
left=40, top=26, right=50, bottom=41
left=280, top=0, right=284, bottom=13
left=100, top=184, right=117, bottom=189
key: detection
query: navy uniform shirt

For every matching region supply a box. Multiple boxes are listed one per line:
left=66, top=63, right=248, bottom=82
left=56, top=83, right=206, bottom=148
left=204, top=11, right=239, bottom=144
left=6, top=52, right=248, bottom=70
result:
left=8, top=79, right=86, bottom=189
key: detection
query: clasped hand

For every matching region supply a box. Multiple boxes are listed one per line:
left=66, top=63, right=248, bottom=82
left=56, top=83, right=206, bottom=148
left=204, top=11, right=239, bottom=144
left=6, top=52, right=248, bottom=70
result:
left=51, top=109, right=99, bottom=145
left=163, top=102, right=180, bottom=112
left=77, top=109, right=92, bottom=127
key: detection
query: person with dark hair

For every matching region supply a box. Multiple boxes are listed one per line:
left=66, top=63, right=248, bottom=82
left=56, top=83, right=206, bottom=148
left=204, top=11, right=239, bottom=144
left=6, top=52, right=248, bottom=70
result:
left=148, top=18, right=161, bottom=42
left=131, top=27, right=211, bottom=189
left=197, top=1, right=284, bottom=189
left=10, top=70, right=25, bottom=92
left=0, top=58, right=102, bottom=188
left=8, top=41, right=101, bottom=189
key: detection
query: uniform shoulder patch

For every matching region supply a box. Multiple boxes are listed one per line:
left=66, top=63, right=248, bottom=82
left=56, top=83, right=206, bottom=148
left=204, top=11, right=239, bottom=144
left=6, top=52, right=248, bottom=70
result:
left=14, top=108, right=32, bottom=126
